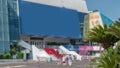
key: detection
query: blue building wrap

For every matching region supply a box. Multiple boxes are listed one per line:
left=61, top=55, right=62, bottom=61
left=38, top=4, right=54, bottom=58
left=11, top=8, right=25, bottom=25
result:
left=19, top=1, right=87, bottom=38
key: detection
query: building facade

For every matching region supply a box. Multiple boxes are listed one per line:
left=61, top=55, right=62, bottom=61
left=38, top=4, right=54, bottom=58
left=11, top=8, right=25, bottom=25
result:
left=0, top=0, right=20, bottom=53
left=20, top=34, right=80, bottom=49
left=19, top=0, right=88, bottom=39
left=83, top=11, right=113, bottom=40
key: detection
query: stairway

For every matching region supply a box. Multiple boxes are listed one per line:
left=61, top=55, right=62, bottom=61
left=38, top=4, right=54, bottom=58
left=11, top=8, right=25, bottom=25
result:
left=44, top=48, right=61, bottom=60
left=18, top=40, right=31, bottom=50
left=59, top=46, right=82, bottom=60
left=32, top=45, right=50, bottom=61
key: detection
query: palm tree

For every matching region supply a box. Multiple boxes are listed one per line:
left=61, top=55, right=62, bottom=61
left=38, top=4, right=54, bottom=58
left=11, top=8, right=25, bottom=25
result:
left=91, top=42, right=120, bottom=68
left=108, top=19, right=120, bottom=39
left=88, top=24, right=119, bottom=49
left=95, top=46, right=119, bottom=68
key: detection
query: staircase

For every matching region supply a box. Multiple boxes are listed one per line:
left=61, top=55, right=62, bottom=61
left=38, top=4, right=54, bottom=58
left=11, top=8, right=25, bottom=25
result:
left=32, top=45, right=50, bottom=61
left=18, top=40, right=31, bottom=50
left=59, top=46, right=82, bottom=60
left=44, top=48, right=61, bottom=60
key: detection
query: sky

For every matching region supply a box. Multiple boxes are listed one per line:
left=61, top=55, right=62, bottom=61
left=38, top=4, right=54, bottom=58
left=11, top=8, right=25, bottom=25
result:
left=86, top=0, right=120, bottom=21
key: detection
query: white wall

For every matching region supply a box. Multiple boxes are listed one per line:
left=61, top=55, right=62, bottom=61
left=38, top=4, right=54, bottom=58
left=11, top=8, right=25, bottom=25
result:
left=93, top=46, right=104, bottom=51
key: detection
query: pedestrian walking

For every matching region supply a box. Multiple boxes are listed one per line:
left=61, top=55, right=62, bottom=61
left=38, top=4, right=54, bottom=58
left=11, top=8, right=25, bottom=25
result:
left=57, top=55, right=62, bottom=65
left=62, top=54, right=67, bottom=66
left=67, top=54, right=73, bottom=66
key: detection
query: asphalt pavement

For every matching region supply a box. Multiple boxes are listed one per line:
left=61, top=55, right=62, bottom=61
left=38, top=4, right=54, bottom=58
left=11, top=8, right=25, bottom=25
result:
left=0, top=60, right=90, bottom=68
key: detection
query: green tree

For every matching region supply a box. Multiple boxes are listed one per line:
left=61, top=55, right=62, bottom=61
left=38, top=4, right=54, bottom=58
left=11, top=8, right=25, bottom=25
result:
left=10, top=40, right=22, bottom=53
left=95, top=46, right=119, bottom=68
left=108, top=19, right=120, bottom=39
left=9, top=49, right=16, bottom=56
left=9, top=40, right=23, bottom=59
left=91, top=41, right=120, bottom=68
left=115, top=41, right=120, bottom=63
left=88, top=24, right=119, bottom=49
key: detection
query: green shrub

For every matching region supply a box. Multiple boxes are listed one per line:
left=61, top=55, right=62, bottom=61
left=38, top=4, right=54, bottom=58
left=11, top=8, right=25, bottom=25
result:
left=0, top=54, right=4, bottom=59
left=3, top=54, right=11, bottom=59
left=0, top=54, right=11, bottom=59
left=9, top=49, right=16, bottom=56
left=17, top=52, right=24, bottom=59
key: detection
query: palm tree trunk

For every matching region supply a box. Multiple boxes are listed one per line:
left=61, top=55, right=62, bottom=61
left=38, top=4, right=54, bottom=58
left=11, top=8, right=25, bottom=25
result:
left=99, top=44, right=102, bottom=54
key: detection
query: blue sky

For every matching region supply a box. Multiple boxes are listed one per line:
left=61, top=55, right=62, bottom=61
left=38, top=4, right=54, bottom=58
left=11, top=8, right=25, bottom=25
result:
left=86, top=0, right=120, bottom=21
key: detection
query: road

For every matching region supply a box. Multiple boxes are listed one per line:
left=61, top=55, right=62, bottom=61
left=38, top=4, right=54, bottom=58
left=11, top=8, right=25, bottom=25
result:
left=0, top=60, right=90, bottom=68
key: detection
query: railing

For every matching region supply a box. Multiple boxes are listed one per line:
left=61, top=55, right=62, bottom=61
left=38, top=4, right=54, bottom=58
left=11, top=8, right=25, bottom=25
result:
left=18, top=40, right=31, bottom=50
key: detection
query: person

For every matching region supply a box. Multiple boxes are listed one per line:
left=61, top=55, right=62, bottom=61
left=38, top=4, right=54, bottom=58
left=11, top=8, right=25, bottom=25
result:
left=57, top=55, right=62, bottom=65
left=67, top=54, right=73, bottom=66
left=73, top=55, right=77, bottom=62
left=62, top=54, right=67, bottom=66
